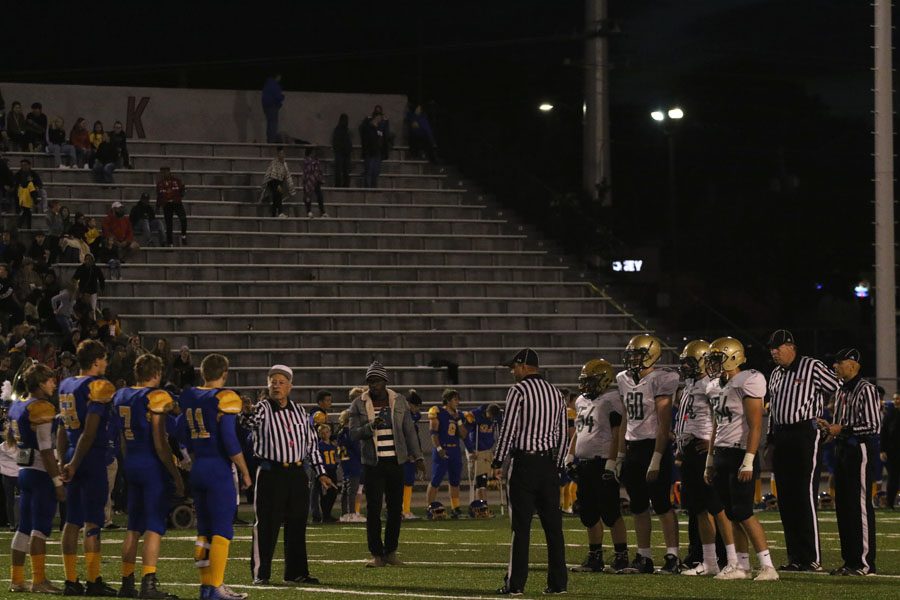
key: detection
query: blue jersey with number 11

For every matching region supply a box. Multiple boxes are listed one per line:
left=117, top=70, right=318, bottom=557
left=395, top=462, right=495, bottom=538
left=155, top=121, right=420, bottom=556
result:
left=178, top=387, right=242, bottom=460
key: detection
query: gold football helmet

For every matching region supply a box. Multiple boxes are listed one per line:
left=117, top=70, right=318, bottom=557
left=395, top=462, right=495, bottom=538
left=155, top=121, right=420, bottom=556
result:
left=578, top=359, right=616, bottom=396
left=705, top=336, right=746, bottom=378
left=623, top=334, right=663, bottom=373
left=679, top=340, right=710, bottom=379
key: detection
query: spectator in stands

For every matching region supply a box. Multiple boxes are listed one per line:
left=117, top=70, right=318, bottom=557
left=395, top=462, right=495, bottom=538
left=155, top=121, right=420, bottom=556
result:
left=59, top=211, right=90, bottom=263
left=84, top=217, right=102, bottom=250
left=47, top=117, right=77, bottom=168
left=156, top=166, right=187, bottom=246
left=89, top=120, right=105, bottom=152
left=262, top=73, right=285, bottom=143
left=14, top=159, right=45, bottom=219
left=24, top=103, right=47, bottom=152
left=92, top=133, right=118, bottom=184
left=57, top=350, right=77, bottom=380
left=45, top=200, right=64, bottom=248
left=71, top=252, right=104, bottom=314
left=302, top=147, right=327, bottom=218
left=1, top=229, right=26, bottom=271
left=406, top=104, right=438, bottom=164
left=13, top=257, right=42, bottom=305
left=332, top=114, right=352, bottom=187
left=262, top=147, right=295, bottom=218
left=361, top=113, right=384, bottom=188
left=5, top=102, right=27, bottom=151
left=129, top=192, right=165, bottom=247
left=97, top=308, right=122, bottom=343
left=102, top=201, right=139, bottom=262
left=371, top=105, right=394, bottom=159
left=109, top=121, right=130, bottom=169
left=92, top=235, right=121, bottom=280
left=151, top=337, right=173, bottom=384
left=127, top=334, right=147, bottom=361
left=171, top=345, right=196, bottom=390
left=28, top=231, right=53, bottom=267
left=0, top=263, right=24, bottom=329
left=0, top=153, right=14, bottom=212
left=69, top=117, right=91, bottom=169
left=106, top=343, right=133, bottom=386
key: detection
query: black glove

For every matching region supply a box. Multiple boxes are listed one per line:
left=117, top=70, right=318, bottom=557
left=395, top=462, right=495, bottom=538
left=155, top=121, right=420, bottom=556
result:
left=601, top=469, right=617, bottom=482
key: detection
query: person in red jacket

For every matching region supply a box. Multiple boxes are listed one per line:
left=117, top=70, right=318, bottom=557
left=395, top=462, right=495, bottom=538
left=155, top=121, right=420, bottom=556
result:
left=155, top=166, right=187, bottom=247
left=101, top=201, right=140, bottom=262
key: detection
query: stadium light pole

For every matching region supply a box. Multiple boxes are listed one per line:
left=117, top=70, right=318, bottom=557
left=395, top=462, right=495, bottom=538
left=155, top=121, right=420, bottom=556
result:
left=651, top=107, right=685, bottom=257
left=874, top=0, right=897, bottom=397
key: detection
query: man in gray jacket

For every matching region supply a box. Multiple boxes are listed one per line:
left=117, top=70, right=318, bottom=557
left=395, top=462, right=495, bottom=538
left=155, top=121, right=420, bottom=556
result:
left=349, top=361, right=425, bottom=567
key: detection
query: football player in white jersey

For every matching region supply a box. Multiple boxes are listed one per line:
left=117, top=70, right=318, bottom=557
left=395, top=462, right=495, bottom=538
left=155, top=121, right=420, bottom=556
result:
left=703, top=337, right=779, bottom=581
left=565, top=359, right=629, bottom=573
left=676, top=340, right=734, bottom=576
left=616, top=334, right=681, bottom=574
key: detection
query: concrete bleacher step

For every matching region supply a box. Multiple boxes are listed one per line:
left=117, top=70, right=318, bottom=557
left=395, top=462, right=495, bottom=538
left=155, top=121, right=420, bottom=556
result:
left=56, top=263, right=568, bottom=282
left=43, top=182, right=464, bottom=204
left=100, top=279, right=599, bottom=298
left=126, top=139, right=417, bottom=161
left=40, top=168, right=449, bottom=190
left=105, top=295, right=616, bottom=316
left=121, top=312, right=633, bottom=332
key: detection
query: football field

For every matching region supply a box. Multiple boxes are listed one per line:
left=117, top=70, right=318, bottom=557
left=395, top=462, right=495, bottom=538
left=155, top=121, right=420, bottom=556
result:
left=2, top=505, right=899, bottom=599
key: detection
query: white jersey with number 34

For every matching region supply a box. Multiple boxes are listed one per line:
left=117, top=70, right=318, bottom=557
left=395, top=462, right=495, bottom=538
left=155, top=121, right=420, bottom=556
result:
left=706, top=369, right=767, bottom=450
left=617, top=368, right=679, bottom=441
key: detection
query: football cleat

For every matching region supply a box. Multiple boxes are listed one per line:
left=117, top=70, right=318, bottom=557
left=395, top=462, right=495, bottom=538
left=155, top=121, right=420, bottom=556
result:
left=117, top=574, right=137, bottom=598
left=610, top=552, right=630, bottom=573
left=139, top=573, right=176, bottom=599
left=570, top=551, right=604, bottom=572
left=659, top=553, right=682, bottom=574
left=9, top=581, right=30, bottom=593
left=85, top=577, right=118, bottom=597
left=714, top=565, right=750, bottom=580
left=30, top=579, right=63, bottom=594
left=63, top=580, right=85, bottom=596
left=753, top=566, right=779, bottom=581
left=208, top=586, right=247, bottom=600
left=620, top=554, right=654, bottom=574
left=426, top=501, right=447, bottom=520
left=681, top=563, right=719, bottom=576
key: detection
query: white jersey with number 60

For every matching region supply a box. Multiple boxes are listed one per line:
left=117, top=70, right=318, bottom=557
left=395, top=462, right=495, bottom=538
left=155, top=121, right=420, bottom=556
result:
left=573, top=390, right=625, bottom=459
left=616, top=368, right=679, bottom=441
left=706, top=369, right=767, bottom=450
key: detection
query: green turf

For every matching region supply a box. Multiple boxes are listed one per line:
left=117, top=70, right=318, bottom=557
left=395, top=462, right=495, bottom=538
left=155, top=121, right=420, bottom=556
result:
left=1, top=507, right=899, bottom=599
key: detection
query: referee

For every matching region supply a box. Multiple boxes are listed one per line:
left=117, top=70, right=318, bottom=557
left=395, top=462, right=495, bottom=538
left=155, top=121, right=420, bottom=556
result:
left=240, top=364, right=335, bottom=585
left=491, top=348, right=569, bottom=595
left=766, top=329, right=839, bottom=571
left=819, top=348, right=880, bottom=575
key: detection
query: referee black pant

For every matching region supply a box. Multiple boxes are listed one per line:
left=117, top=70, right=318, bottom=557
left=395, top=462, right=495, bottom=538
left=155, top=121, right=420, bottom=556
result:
left=506, top=452, right=567, bottom=592
left=834, top=438, right=877, bottom=573
left=772, top=421, right=822, bottom=567
left=251, top=462, right=312, bottom=581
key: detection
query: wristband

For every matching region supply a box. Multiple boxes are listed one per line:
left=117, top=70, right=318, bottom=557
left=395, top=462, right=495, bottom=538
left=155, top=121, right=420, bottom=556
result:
left=705, top=451, right=714, bottom=468
left=648, top=451, right=663, bottom=471
left=740, top=452, right=755, bottom=472
left=436, top=446, right=443, bottom=452
left=52, top=476, right=63, bottom=487
left=604, top=459, right=616, bottom=473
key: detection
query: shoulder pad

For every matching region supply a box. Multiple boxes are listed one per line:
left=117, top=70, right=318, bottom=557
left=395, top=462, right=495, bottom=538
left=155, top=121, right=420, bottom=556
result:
left=88, top=379, right=116, bottom=403
left=216, top=390, right=242, bottom=414
left=147, top=389, right=175, bottom=414
left=28, top=400, right=56, bottom=425
left=428, top=405, right=440, bottom=419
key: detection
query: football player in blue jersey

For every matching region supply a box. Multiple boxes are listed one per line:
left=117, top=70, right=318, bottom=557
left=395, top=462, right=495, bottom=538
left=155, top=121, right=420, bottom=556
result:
left=426, top=389, right=468, bottom=518
left=57, top=340, right=118, bottom=596
left=464, top=403, right=501, bottom=502
left=7, top=363, right=66, bottom=594
left=113, top=354, right=184, bottom=599
left=179, top=353, right=252, bottom=600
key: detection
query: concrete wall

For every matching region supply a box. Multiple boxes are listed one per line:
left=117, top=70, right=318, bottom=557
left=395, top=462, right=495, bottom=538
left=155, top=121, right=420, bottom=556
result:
left=0, top=82, right=407, bottom=145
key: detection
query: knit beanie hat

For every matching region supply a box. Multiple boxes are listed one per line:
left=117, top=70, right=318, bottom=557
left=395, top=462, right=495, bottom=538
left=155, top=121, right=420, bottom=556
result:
left=366, top=361, right=388, bottom=382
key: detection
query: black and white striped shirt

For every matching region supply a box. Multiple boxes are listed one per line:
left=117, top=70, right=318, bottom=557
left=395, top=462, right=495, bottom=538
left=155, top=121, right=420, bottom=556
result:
left=768, top=356, right=840, bottom=425
left=493, top=374, right=569, bottom=468
left=835, top=377, right=882, bottom=437
left=240, top=398, right=325, bottom=476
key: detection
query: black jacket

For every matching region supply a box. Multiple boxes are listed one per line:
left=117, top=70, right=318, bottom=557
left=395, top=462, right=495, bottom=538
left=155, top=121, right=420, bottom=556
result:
left=72, top=263, right=105, bottom=294
left=129, top=202, right=157, bottom=225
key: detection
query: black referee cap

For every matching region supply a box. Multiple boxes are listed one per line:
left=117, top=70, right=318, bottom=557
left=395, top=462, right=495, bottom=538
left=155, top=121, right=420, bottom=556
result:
left=833, top=347, right=861, bottom=364
left=766, top=329, right=795, bottom=349
left=504, top=348, right=540, bottom=368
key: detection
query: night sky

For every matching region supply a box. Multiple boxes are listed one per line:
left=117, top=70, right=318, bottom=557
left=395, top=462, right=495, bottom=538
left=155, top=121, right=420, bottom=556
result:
left=3, top=0, right=885, bottom=362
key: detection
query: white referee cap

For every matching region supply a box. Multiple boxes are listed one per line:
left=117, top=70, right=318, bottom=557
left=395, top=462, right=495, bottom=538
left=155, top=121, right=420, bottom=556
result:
left=267, top=364, right=293, bottom=382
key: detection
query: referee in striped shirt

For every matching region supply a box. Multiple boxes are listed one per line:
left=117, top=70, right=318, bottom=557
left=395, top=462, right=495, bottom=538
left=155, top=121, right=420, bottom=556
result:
left=240, top=364, right=335, bottom=585
left=818, top=348, right=881, bottom=575
left=766, top=329, right=839, bottom=572
left=491, top=348, right=569, bottom=596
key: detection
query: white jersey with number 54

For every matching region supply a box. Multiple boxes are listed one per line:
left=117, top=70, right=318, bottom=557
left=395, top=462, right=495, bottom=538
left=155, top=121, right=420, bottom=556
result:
left=573, top=390, right=625, bottom=459
left=617, top=368, right=680, bottom=441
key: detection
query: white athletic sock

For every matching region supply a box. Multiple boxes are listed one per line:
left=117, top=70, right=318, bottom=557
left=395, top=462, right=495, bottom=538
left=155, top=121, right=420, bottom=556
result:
left=757, top=549, right=773, bottom=569
left=737, top=552, right=751, bottom=571
left=725, top=544, right=737, bottom=566
left=702, top=543, right=717, bottom=567
left=638, top=547, right=652, bottom=559
left=666, top=546, right=678, bottom=557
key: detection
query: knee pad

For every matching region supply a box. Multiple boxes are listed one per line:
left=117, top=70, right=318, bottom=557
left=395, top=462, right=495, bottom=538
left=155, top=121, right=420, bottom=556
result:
left=30, top=530, right=47, bottom=541
left=11, top=531, right=30, bottom=553
left=475, top=474, right=488, bottom=489
left=194, top=537, right=210, bottom=568
left=85, top=527, right=102, bottom=539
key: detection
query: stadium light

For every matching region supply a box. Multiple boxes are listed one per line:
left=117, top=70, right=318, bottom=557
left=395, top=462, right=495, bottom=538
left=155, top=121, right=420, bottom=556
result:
left=538, top=103, right=554, bottom=112
left=650, top=110, right=665, bottom=122
left=855, top=280, right=871, bottom=299
left=668, top=107, right=684, bottom=119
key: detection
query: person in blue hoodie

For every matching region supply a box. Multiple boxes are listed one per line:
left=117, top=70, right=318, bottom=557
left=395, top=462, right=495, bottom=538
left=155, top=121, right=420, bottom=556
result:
left=261, top=74, right=285, bottom=144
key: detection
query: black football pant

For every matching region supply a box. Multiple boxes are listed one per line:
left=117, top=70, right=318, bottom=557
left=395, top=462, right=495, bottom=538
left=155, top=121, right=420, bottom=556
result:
left=363, top=458, right=404, bottom=556
left=506, top=453, right=567, bottom=592
left=251, top=463, right=311, bottom=581
left=834, top=439, right=877, bottom=573
left=163, top=202, right=187, bottom=244
left=772, top=422, right=822, bottom=567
